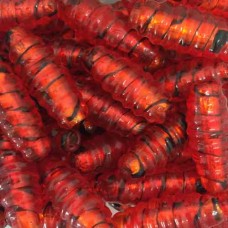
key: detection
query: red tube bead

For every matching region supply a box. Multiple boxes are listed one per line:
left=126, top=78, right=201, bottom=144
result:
left=118, top=113, right=187, bottom=177
left=126, top=0, right=228, bottom=61
left=82, top=46, right=171, bottom=124
left=119, top=115, right=186, bottom=177
left=39, top=157, right=112, bottom=227
left=75, top=77, right=147, bottom=136
left=0, top=61, right=50, bottom=161
left=95, top=170, right=206, bottom=204
left=0, top=154, right=43, bottom=228
left=0, top=0, right=57, bottom=32
left=168, top=0, right=228, bottom=18
left=187, top=81, right=228, bottom=193
left=75, top=133, right=128, bottom=173
left=0, top=135, right=43, bottom=228
left=7, top=27, right=86, bottom=129
left=57, top=0, right=167, bottom=72
left=154, top=61, right=228, bottom=99
left=112, top=193, right=228, bottom=228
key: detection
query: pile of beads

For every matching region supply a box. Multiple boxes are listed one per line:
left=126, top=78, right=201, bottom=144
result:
left=0, top=0, right=227, bottom=227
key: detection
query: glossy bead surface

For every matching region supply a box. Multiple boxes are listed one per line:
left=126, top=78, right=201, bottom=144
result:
left=7, top=27, right=87, bottom=128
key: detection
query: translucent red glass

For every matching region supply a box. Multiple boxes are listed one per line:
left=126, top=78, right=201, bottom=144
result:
left=0, top=61, right=50, bottom=161
left=75, top=133, right=128, bottom=173
left=58, top=0, right=167, bottom=72
left=0, top=0, right=57, bottom=32
left=187, top=81, right=228, bottom=193
left=95, top=170, right=205, bottom=204
left=168, top=0, right=228, bottom=18
left=82, top=46, right=171, bottom=124
left=118, top=113, right=187, bottom=177
left=154, top=61, right=228, bottom=99
left=0, top=135, right=43, bottom=228
left=112, top=193, right=228, bottom=228
left=126, top=1, right=228, bottom=61
left=75, top=77, right=147, bottom=136
left=7, top=27, right=87, bottom=129
left=39, top=157, right=112, bottom=227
